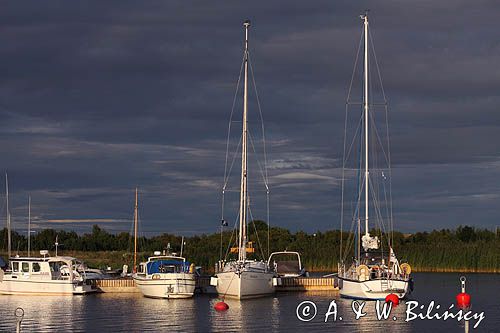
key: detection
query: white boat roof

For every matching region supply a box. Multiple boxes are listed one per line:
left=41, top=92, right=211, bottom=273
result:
left=143, top=255, right=187, bottom=263
left=9, top=256, right=78, bottom=262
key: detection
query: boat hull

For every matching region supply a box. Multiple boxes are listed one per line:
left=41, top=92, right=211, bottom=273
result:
left=134, top=273, right=196, bottom=299
left=338, top=276, right=410, bottom=300
left=0, top=277, right=95, bottom=295
left=215, top=270, right=275, bottom=299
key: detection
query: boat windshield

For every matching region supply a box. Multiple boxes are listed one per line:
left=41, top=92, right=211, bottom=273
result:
left=268, top=253, right=302, bottom=274
left=146, top=260, right=190, bottom=274
left=360, top=251, right=386, bottom=266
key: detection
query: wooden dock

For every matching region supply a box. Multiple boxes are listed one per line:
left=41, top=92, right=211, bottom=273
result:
left=89, top=278, right=139, bottom=293
left=88, top=276, right=338, bottom=293
left=277, top=277, right=338, bottom=291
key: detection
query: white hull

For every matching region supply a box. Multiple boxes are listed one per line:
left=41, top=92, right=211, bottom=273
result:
left=339, top=277, right=409, bottom=300
left=0, top=277, right=94, bottom=295
left=134, top=273, right=195, bottom=299
left=215, top=270, right=275, bottom=299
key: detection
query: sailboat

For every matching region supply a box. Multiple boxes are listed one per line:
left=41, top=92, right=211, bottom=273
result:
left=337, top=14, right=413, bottom=300
left=132, top=188, right=196, bottom=298
left=210, top=20, right=276, bottom=299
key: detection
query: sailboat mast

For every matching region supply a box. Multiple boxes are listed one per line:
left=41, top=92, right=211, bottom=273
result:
left=238, top=20, right=250, bottom=262
left=134, top=188, right=138, bottom=272
left=363, top=14, right=370, bottom=236
left=28, top=195, right=31, bottom=257
left=5, top=173, right=11, bottom=259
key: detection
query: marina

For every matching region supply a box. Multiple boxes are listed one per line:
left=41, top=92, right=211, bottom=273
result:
left=0, top=1, right=499, bottom=332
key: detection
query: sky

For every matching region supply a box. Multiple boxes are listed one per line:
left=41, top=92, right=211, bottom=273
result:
left=0, top=1, right=499, bottom=235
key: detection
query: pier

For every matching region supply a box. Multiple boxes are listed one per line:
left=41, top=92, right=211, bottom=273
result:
left=88, top=276, right=339, bottom=293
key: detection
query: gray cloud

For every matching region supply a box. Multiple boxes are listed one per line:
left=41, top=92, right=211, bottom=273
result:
left=0, top=1, right=499, bottom=236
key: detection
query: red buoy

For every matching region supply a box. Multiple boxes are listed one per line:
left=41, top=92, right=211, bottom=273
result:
left=214, top=301, right=229, bottom=312
left=385, top=293, right=399, bottom=306
left=456, top=292, right=471, bottom=309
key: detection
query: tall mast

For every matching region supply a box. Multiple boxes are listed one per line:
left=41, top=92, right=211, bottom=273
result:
left=134, top=188, right=138, bottom=272
left=238, top=20, right=250, bottom=262
left=28, top=195, right=31, bottom=257
left=5, top=173, right=11, bottom=259
left=363, top=14, right=370, bottom=237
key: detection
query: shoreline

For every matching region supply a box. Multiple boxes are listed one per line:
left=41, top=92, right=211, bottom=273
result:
left=1, top=251, right=498, bottom=274
left=306, top=268, right=499, bottom=274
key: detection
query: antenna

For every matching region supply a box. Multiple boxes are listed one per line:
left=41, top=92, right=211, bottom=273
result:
left=133, top=188, right=138, bottom=273
left=180, top=236, right=185, bottom=257
left=54, top=235, right=63, bottom=256
left=5, top=173, right=11, bottom=259
left=28, top=196, right=31, bottom=257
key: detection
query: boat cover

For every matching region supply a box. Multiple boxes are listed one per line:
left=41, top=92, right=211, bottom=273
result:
left=275, top=260, right=300, bottom=274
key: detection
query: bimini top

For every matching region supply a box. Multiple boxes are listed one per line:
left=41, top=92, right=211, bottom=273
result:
left=146, top=260, right=191, bottom=274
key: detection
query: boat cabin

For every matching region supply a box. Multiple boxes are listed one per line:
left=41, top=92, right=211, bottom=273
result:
left=4, top=255, right=85, bottom=281
left=138, top=256, right=192, bottom=276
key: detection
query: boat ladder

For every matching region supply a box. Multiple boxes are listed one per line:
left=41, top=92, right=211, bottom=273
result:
left=380, top=279, right=389, bottom=291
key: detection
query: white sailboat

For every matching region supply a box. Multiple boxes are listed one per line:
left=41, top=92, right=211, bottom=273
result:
left=210, top=20, right=276, bottom=299
left=0, top=174, right=95, bottom=295
left=337, top=14, right=413, bottom=300
left=132, top=188, right=196, bottom=298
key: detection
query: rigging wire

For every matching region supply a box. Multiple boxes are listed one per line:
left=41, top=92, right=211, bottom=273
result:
left=369, top=25, right=394, bottom=249
left=341, top=28, right=364, bottom=263
left=220, top=54, right=245, bottom=259
left=341, top=17, right=397, bottom=265
left=249, top=55, right=271, bottom=258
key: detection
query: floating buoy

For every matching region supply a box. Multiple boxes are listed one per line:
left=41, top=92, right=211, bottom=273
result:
left=214, top=301, right=229, bottom=312
left=385, top=293, right=399, bottom=306
left=456, top=276, right=471, bottom=309
left=456, top=292, right=471, bottom=309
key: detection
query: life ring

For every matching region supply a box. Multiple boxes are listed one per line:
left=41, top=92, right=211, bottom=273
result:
left=356, top=264, right=370, bottom=277
left=400, top=263, right=412, bottom=275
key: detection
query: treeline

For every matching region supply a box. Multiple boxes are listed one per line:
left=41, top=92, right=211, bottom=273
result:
left=1, top=224, right=499, bottom=273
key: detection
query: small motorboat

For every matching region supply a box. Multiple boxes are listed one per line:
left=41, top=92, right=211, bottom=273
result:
left=0, top=251, right=96, bottom=295
left=133, top=252, right=196, bottom=299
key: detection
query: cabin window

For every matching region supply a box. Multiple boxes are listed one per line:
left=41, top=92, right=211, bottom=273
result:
left=32, top=263, right=41, bottom=272
left=49, top=262, right=59, bottom=272
left=22, top=262, right=29, bottom=273
left=12, top=262, right=19, bottom=272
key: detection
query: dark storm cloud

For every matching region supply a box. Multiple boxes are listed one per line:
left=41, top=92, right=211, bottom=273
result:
left=0, top=0, right=499, bottom=235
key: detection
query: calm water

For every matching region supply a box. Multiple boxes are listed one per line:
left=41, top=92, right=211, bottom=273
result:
left=0, top=273, right=498, bottom=332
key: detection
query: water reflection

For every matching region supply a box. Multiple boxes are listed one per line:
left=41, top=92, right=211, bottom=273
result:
left=0, top=273, right=496, bottom=332
left=209, top=296, right=282, bottom=332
